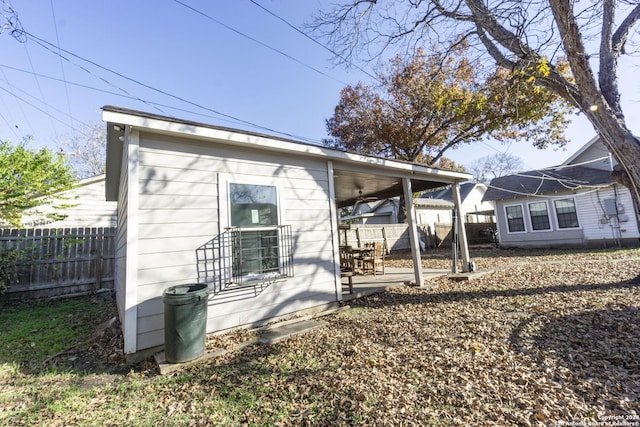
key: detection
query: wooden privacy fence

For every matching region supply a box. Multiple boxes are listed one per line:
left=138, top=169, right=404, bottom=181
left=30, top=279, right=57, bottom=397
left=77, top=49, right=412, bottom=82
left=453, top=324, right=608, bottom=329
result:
left=425, top=222, right=497, bottom=248
left=0, top=227, right=115, bottom=302
left=340, top=224, right=417, bottom=252
left=341, top=222, right=497, bottom=251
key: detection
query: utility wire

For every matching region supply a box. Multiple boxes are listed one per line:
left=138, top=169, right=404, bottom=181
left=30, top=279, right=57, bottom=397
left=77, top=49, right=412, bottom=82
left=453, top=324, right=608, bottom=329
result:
left=0, top=72, right=89, bottom=129
left=2, top=5, right=326, bottom=145
left=23, top=31, right=324, bottom=144
left=0, top=66, right=34, bottom=136
left=172, top=0, right=348, bottom=86
left=0, top=85, right=76, bottom=130
left=0, top=63, right=326, bottom=140
left=22, top=43, right=58, bottom=135
left=246, top=0, right=380, bottom=84
left=0, top=97, right=22, bottom=141
left=49, top=0, right=75, bottom=134
left=25, top=33, right=170, bottom=118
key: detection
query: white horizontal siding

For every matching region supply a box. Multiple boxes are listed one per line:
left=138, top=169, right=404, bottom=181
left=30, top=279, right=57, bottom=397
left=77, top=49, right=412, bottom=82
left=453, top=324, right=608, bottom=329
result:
left=135, top=262, right=336, bottom=340
left=133, top=133, right=336, bottom=351
left=495, top=197, right=585, bottom=247
left=578, top=186, right=640, bottom=241
left=22, top=177, right=117, bottom=228
left=495, top=186, right=640, bottom=248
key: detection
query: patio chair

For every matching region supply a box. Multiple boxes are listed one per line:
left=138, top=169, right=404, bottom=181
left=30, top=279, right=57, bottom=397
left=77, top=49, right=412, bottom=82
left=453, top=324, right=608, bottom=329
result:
left=339, top=245, right=355, bottom=294
left=360, top=241, right=385, bottom=275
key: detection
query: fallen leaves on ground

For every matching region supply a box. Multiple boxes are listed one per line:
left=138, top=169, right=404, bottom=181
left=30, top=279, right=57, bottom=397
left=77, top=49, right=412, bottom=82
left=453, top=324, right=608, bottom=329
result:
left=201, top=249, right=640, bottom=425
left=3, top=248, right=640, bottom=426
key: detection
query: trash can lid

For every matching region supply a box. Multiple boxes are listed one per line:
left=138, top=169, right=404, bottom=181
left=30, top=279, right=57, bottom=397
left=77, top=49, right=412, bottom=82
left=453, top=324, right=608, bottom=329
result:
left=164, top=283, right=208, bottom=295
left=163, top=283, right=209, bottom=305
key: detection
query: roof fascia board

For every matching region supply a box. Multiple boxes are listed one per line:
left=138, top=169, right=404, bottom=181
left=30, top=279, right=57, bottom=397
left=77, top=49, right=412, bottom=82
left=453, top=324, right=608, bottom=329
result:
left=102, top=108, right=471, bottom=183
left=562, top=135, right=600, bottom=165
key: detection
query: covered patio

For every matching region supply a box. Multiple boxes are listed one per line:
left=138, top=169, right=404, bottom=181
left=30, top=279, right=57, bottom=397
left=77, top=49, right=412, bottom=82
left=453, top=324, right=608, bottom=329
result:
left=329, top=158, right=474, bottom=298
left=340, top=266, right=451, bottom=301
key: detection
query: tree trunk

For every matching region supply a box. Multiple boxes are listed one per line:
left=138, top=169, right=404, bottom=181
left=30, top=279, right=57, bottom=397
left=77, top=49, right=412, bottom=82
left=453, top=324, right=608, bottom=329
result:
left=588, top=108, right=640, bottom=208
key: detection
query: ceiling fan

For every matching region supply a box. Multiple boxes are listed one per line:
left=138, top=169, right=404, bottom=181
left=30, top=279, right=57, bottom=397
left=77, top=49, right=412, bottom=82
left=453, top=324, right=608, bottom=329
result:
left=356, top=188, right=378, bottom=204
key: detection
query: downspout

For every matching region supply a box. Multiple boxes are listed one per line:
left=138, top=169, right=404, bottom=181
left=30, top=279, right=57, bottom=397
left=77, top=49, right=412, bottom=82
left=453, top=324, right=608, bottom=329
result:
left=402, top=178, right=425, bottom=287
left=451, top=181, right=472, bottom=272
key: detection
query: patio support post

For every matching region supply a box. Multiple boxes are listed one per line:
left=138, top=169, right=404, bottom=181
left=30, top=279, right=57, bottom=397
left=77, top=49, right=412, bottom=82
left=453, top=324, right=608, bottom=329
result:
left=327, top=161, right=344, bottom=302
left=402, top=178, right=425, bottom=287
left=451, top=181, right=471, bottom=272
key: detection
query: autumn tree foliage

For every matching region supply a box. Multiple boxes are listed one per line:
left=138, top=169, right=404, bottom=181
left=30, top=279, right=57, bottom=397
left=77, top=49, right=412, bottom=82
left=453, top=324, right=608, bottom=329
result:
left=324, top=44, right=571, bottom=167
left=313, top=0, right=640, bottom=202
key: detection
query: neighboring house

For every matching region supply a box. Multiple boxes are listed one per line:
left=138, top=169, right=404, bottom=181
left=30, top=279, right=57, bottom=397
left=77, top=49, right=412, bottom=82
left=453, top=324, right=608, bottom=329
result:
left=102, top=106, right=472, bottom=356
left=483, top=136, right=640, bottom=248
left=342, top=182, right=494, bottom=227
left=416, top=182, right=495, bottom=229
left=414, top=197, right=454, bottom=227
left=21, top=174, right=117, bottom=228
left=341, top=198, right=400, bottom=224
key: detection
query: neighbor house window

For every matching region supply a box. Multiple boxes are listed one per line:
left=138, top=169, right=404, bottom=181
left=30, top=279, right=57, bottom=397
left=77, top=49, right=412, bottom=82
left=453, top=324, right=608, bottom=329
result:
left=528, top=201, right=551, bottom=231
left=505, top=205, right=525, bottom=232
left=554, top=198, right=579, bottom=229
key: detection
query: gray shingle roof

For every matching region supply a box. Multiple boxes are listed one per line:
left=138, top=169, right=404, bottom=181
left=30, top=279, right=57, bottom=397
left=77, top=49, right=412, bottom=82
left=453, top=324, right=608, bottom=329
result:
left=419, top=181, right=477, bottom=203
left=483, top=166, right=613, bottom=202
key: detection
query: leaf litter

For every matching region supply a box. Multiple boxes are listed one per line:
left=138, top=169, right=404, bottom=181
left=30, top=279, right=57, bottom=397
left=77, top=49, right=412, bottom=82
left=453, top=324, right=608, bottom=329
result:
left=3, top=248, right=640, bottom=426
left=200, top=249, right=640, bottom=426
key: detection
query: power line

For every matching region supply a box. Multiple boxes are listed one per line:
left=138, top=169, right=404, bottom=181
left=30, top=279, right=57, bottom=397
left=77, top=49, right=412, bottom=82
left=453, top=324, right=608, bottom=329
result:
left=0, top=85, right=77, bottom=131
left=0, top=62, right=326, bottom=141
left=0, top=95, right=23, bottom=141
left=172, top=0, right=349, bottom=86
left=25, top=33, right=170, bottom=118
left=0, top=74, right=87, bottom=130
left=0, top=66, right=34, bottom=137
left=0, top=73, right=89, bottom=129
left=246, top=0, right=380, bottom=84
left=22, top=32, right=324, bottom=144
left=49, top=0, right=75, bottom=135
left=1, top=3, right=328, bottom=145
left=22, top=42, right=58, bottom=135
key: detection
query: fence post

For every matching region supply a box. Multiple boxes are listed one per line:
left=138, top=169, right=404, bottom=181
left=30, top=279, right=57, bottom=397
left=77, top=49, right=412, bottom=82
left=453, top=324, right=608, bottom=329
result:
left=95, top=228, right=103, bottom=291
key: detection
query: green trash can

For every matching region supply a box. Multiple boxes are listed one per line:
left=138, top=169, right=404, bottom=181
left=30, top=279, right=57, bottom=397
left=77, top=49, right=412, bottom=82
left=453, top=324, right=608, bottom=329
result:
left=163, top=283, right=209, bottom=363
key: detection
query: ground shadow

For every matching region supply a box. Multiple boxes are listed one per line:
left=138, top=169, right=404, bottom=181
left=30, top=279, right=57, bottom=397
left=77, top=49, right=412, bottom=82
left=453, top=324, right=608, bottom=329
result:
left=350, top=274, right=640, bottom=309
left=510, top=304, right=640, bottom=410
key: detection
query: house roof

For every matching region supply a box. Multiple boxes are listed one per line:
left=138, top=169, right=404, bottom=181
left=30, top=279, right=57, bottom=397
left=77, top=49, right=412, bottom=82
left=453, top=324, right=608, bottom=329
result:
left=102, top=106, right=471, bottom=207
left=413, top=198, right=454, bottom=209
left=562, top=135, right=600, bottom=166
left=419, top=182, right=483, bottom=203
left=483, top=166, right=613, bottom=202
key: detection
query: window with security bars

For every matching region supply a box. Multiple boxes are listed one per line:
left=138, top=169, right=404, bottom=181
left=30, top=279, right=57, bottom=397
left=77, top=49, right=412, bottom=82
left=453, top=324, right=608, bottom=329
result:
left=505, top=205, right=525, bottom=232
left=528, top=201, right=551, bottom=231
left=554, top=198, right=579, bottom=229
left=197, top=182, right=294, bottom=296
left=196, top=226, right=293, bottom=295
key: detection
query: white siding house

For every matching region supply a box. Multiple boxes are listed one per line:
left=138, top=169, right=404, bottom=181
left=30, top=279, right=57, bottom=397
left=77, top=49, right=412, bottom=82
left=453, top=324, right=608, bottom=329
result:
left=21, top=175, right=117, bottom=228
left=341, top=198, right=400, bottom=224
left=416, top=182, right=494, bottom=230
left=103, top=106, right=472, bottom=356
left=484, top=137, right=640, bottom=248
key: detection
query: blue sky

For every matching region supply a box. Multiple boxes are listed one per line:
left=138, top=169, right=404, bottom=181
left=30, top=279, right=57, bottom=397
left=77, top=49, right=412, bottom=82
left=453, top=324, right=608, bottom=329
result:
left=0, top=1, right=638, bottom=172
